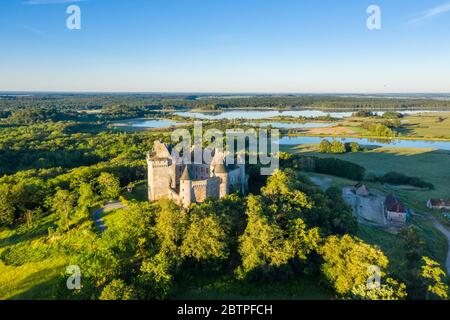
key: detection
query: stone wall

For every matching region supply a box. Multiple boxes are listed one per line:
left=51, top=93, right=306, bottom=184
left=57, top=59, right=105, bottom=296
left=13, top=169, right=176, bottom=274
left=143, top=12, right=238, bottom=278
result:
left=191, top=178, right=220, bottom=203
left=148, top=158, right=171, bottom=201
left=387, top=211, right=406, bottom=224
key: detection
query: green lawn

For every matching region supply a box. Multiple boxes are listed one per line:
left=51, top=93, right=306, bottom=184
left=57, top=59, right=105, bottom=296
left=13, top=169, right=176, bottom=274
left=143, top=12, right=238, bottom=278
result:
left=123, top=181, right=148, bottom=202
left=0, top=215, right=69, bottom=300
left=0, top=257, right=67, bottom=300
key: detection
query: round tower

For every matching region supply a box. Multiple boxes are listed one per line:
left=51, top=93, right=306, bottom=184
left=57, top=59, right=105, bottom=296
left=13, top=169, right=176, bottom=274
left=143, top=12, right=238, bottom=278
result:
left=214, top=163, right=229, bottom=198
left=180, top=166, right=193, bottom=208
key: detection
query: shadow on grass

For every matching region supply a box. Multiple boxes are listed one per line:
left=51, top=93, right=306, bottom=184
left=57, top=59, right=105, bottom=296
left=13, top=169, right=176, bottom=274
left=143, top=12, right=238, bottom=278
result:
left=0, top=220, right=55, bottom=250
left=170, top=270, right=333, bottom=300
left=5, top=266, right=63, bottom=300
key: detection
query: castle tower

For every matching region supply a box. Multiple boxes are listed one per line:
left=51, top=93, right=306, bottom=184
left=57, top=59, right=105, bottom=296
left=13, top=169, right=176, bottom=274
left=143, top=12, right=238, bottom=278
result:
left=180, top=166, right=193, bottom=208
left=214, top=163, right=229, bottom=198
left=147, top=141, right=174, bottom=201
left=147, top=154, right=172, bottom=201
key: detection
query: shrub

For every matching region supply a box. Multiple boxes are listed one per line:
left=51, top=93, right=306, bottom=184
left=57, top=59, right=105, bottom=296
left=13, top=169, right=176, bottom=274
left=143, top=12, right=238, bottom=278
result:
left=345, top=142, right=361, bottom=153
left=330, top=141, right=346, bottom=154
left=380, top=172, right=434, bottom=190
left=319, top=139, right=346, bottom=154
left=318, top=140, right=332, bottom=153
left=352, top=110, right=375, bottom=117
left=315, top=158, right=365, bottom=181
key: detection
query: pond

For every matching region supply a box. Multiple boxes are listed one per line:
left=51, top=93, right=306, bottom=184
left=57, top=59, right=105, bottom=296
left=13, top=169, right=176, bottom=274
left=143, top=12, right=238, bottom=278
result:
left=279, top=136, right=450, bottom=150
left=173, top=110, right=443, bottom=120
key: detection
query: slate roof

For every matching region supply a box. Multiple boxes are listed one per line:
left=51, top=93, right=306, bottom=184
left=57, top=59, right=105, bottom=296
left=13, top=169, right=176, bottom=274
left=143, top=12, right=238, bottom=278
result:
left=385, top=194, right=407, bottom=213
left=180, top=166, right=193, bottom=180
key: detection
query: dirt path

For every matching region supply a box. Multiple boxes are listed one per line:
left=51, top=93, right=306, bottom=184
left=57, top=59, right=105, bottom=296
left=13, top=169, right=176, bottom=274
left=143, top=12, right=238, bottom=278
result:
left=92, top=202, right=126, bottom=232
left=433, top=221, right=450, bottom=275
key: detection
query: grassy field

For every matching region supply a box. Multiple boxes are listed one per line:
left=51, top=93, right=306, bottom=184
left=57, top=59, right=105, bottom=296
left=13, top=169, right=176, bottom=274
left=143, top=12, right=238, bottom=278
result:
left=0, top=214, right=69, bottom=300
left=0, top=257, right=67, bottom=300
left=282, top=144, right=450, bottom=275
left=398, top=113, right=450, bottom=139
left=122, top=181, right=148, bottom=202
left=338, top=112, right=450, bottom=140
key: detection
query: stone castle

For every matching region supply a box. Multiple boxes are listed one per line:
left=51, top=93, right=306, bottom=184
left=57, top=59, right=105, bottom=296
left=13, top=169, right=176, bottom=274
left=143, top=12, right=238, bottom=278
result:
left=147, top=141, right=248, bottom=208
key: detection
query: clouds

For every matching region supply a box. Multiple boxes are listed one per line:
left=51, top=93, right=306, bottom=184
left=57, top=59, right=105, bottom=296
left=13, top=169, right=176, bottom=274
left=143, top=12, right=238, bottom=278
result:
left=409, top=2, right=450, bottom=24
left=24, top=0, right=85, bottom=4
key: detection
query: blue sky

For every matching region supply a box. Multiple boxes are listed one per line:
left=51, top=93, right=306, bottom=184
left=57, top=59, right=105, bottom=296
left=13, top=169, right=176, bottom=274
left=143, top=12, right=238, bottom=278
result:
left=1, top=0, right=450, bottom=93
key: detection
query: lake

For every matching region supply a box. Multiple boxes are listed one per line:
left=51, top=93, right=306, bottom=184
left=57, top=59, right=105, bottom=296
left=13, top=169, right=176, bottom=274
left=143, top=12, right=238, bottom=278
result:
left=110, top=116, right=450, bottom=151
left=279, top=136, right=450, bottom=150
left=112, top=119, right=186, bottom=128
left=112, top=118, right=335, bottom=129
left=244, top=122, right=336, bottom=129
left=173, top=110, right=443, bottom=120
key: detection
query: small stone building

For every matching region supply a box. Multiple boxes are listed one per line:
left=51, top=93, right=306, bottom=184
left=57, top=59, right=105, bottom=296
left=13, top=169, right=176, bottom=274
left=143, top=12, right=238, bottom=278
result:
left=385, top=194, right=408, bottom=224
left=353, top=182, right=370, bottom=197
left=427, top=199, right=450, bottom=210
left=147, top=141, right=248, bottom=208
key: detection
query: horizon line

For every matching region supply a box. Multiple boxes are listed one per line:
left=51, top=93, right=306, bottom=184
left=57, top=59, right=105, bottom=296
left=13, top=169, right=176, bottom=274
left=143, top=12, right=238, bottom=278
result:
left=1, top=90, right=450, bottom=96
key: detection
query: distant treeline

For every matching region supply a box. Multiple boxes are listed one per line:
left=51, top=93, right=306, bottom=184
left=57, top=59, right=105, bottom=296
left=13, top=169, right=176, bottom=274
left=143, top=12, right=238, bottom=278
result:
left=352, top=110, right=405, bottom=118
left=1, top=94, right=450, bottom=124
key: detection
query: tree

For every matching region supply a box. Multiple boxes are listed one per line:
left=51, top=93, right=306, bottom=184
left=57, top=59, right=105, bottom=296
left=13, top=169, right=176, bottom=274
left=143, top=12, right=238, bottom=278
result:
left=138, top=251, right=174, bottom=299
left=347, top=142, right=361, bottom=153
left=182, top=212, right=227, bottom=261
left=289, top=218, right=321, bottom=260
left=320, top=235, right=389, bottom=296
left=324, top=187, right=357, bottom=235
left=24, top=210, right=33, bottom=228
left=330, top=140, right=346, bottom=154
left=0, top=184, right=15, bottom=226
left=78, top=183, right=96, bottom=208
left=10, top=178, right=49, bottom=215
left=99, top=279, right=135, bottom=300
left=420, top=256, right=449, bottom=300
left=260, top=169, right=312, bottom=225
left=351, top=278, right=407, bottom=300
left=238, top=195, right=292, bottom=277
left=153, top=200, right=187, bottom=263
left=318, top=139, right=331, bottom=153
left=51, top=189, right=75, bottom=231
left=237, top=195, right=319, bottom=278
left=97, top=172, right=120, bottom=201
left=399, top=226, right=425, bottom=262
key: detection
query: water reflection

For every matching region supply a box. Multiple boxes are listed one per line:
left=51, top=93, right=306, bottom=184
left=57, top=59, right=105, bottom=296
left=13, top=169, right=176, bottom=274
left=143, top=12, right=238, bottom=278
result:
left=173, top=110, right=443, bottom=120
left=279, top=136, right=450, bottom=150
